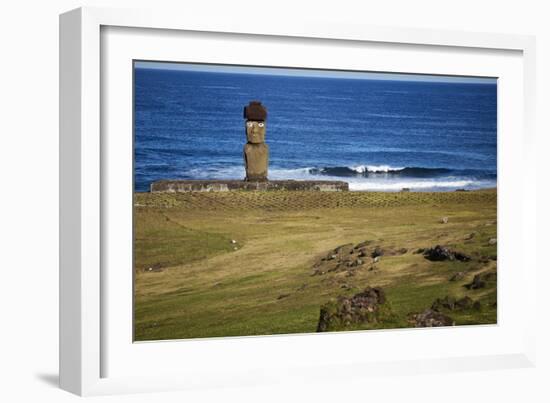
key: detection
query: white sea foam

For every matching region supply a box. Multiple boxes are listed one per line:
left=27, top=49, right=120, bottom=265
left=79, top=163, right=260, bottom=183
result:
left=348, top=180, right=475, bottom=191
left=350, top=165, right=405, bottom=173
left=269, top=167, right=315, bottom=179
left=184, top=166, right=244, bottom=179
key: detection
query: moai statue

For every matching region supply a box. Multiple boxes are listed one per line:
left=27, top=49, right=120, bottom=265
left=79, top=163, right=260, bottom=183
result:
left=243, top=101, right=269, bottom=181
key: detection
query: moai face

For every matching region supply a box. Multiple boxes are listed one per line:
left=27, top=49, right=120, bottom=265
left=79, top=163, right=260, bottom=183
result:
left=245, top=120, right=266, bottom=144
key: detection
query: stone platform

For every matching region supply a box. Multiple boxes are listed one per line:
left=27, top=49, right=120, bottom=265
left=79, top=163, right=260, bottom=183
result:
left=150, top=180, right=349, bottom=193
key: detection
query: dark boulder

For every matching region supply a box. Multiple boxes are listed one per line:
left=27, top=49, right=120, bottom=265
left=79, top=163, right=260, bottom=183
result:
left=371, top=247, right=384, bottom=258
left=423, top=245, right=471, bottom=262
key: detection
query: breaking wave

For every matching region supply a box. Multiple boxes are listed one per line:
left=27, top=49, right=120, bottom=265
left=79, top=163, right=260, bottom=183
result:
left=309, top=165, right=453, bottom=177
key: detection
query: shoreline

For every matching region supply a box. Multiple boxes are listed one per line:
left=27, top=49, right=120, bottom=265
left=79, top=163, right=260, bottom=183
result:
left=134, top=186, right=497, bottom=194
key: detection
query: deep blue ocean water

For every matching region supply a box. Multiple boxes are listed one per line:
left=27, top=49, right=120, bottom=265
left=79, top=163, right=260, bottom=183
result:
left=134, top=67, right=497, bottom=192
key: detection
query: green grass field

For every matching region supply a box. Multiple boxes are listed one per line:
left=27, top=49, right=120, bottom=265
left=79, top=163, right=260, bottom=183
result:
left=134, top=189, right=497, bottom=341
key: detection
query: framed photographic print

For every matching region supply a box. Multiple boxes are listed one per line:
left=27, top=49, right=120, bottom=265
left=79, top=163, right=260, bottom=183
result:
left=60, top=6, right=537, bottom=396
left=133, top=61, right=498, bottom=341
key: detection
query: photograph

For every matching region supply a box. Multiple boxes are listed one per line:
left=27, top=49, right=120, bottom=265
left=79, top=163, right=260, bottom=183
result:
left=133, top=61, right=497, bottom=341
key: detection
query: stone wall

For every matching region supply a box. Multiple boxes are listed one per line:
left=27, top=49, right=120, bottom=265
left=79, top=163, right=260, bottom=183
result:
left=150, top=180, right=349, bottom=193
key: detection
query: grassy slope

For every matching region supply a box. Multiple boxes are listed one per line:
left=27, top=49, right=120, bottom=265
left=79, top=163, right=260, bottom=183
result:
left=134, top=190, right=497, bottom=341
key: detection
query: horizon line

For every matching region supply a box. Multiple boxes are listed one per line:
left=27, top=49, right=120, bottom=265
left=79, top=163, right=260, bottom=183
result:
left=134, top=61, right=497, bottom=85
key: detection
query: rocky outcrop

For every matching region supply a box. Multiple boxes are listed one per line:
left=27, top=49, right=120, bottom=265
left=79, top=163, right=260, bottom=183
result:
left=312, top=243, right=367, bottom=276
left=317, top=287, right=391, bottom=332
left=423, top=245, right=471, bottom=262
left=409, top=309, right=454, bottom=327
left=312, top=242, right=409, bottom=275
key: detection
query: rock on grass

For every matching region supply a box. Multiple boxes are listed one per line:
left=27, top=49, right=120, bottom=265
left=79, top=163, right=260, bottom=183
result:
left=465, top=270, right=497, bottom=290
left=409, top=309, right=454, bottom=327
left=371, top=247, right=384, bottom=258
left=312, top=242, right=411, bottom=276
left=312, top=243, right=367, bottom=275
left=423, top=245, right=471, bottom=262
left=317, top=287, right=392, bottom=332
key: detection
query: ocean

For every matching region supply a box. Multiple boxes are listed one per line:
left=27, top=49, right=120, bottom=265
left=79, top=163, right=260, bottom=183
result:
left=134, top=67, right=497, bottom=192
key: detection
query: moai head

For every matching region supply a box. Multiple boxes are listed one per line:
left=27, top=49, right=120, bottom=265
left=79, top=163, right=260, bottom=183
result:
left=244, top=101, right=267, bottom=143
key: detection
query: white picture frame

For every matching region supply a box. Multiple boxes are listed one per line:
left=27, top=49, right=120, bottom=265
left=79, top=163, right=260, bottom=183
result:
left=59, top=6, right=537, bottom=396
